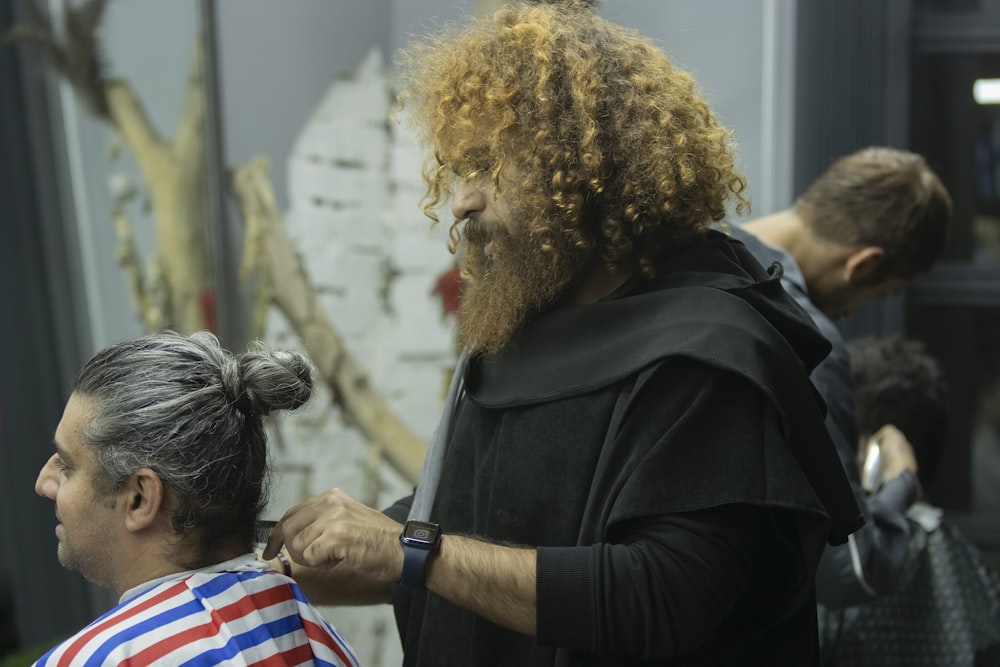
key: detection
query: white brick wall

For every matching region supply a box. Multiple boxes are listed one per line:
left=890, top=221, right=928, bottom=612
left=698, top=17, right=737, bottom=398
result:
left=264, top=48, right=457, bottom=666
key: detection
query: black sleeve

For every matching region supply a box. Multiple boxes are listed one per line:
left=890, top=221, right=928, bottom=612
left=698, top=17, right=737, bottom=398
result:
left=534, top=359, right=819, bottom=659
left=536, top=505, right=765, bottom=658
left=808, top=335, right=918, bottom=606
left=815, top=471, right=919, bottom=607
left=383, top=494, right=414, bottom=523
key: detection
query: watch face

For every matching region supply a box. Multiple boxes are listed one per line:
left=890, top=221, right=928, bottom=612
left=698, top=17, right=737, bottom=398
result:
left=402, top=520, right=440, bottom=545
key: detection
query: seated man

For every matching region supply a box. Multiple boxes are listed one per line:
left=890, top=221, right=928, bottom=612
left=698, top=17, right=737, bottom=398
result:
left=33, top=330, right=360, bottom=666
left=818, top=335, right=1000, bottom=666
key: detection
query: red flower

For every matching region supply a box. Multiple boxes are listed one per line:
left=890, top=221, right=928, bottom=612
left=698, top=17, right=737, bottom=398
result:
left=432, top=266, right=463, bottom=319
left=199, top=288, right=218, bottom=334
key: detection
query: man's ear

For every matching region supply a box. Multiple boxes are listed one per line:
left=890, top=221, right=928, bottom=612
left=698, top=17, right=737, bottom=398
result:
left=121, top=468, right=165, bottom=532
left=844, top=246, right=886, bottom=284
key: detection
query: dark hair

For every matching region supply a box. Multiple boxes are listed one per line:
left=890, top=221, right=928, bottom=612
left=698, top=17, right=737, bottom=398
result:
left=395, top=0, right=748, bottom=279
left=72, top=330, right=313, bottom=567
left=847, top=335, right=948, bottom=488
left=796, top=147, right=952, bottom=283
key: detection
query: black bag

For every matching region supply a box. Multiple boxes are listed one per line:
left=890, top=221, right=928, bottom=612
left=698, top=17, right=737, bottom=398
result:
left=819, top=516, right=1000, bottom=666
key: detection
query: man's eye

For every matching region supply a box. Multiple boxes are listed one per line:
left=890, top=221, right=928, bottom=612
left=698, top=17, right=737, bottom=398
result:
left=460, top=152, right=495, bottom=179
left=54, top=457, right=68, bottom=472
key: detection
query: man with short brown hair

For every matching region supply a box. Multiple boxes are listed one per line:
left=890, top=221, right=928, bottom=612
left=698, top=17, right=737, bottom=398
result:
left=731, top=146, right=953, bottom=607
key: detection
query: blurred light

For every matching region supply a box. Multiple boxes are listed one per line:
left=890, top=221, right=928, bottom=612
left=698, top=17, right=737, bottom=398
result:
left=973, top=79, right=1000, bottom=104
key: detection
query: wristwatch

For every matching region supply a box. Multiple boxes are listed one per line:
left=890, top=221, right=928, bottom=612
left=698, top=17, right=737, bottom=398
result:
left=399, top=520, right=442, bottom=589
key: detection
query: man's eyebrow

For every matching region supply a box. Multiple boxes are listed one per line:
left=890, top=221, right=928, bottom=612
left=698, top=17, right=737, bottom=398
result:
left=51, top=440, right=73, bottom=464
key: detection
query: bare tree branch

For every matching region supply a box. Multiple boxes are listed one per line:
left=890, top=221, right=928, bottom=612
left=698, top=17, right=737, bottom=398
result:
left=230, top=157, right=428, bottom=485
left=3, top=0, right=111, bottom=118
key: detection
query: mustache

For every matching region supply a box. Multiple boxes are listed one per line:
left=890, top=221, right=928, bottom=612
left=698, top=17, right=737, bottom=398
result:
left=462, top=219, right=491, bottom=245
left=463, top=219, right=517, bottom=248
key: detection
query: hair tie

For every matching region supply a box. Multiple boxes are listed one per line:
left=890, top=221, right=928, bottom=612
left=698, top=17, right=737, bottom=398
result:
left=221, top=361, right=254, bottom=416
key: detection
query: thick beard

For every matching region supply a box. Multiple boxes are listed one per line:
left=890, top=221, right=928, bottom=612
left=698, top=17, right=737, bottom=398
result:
left=457, top=222, right=592, bottom=358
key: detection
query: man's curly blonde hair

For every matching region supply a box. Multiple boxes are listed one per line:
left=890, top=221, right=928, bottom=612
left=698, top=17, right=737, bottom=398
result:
left=394, top=1, right=748, bottom=278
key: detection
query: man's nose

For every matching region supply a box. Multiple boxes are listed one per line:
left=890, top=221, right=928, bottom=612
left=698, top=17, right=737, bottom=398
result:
left=452, top=180, right=487, bottom=220
left=35, top=454, right=59, bottom=499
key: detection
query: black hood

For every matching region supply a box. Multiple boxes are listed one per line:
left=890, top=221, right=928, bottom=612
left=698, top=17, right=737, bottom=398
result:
left=465, top=230, right=863, bottom=545
left=468, top=230, right=832, bottom=407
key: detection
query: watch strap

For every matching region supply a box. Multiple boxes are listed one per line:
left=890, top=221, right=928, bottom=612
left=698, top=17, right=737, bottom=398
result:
left=401, top=543, right=434, bottom=589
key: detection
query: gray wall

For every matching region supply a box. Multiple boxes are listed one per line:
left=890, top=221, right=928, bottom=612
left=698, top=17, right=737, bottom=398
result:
left=215, top=0, right=393, bottom=212
left=64, top=0, right=790, bottom=347
left=600, top=0, right=795, bottom=216
left=214, top=0, right=792, bottom=216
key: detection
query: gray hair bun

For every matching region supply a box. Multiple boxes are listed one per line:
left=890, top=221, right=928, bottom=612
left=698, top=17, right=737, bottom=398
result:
left=200, top=332, right=313, bottom=418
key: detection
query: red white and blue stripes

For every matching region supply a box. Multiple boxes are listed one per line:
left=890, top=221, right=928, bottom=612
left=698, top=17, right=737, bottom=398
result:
left=34, top=555, right=360, bottom=666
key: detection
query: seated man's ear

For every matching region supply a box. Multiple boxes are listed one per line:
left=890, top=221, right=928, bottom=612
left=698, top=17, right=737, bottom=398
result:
left=844, top=246, right=886, bottom=284
left=122, top=468, right=165, bottom=532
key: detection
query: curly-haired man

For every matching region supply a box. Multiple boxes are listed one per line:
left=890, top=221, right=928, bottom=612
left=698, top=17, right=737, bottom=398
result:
left=264, top=3, right=861, bottom=664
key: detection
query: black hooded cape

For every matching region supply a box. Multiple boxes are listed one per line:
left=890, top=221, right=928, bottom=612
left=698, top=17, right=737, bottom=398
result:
left=390, top=231, right=863, bottom=665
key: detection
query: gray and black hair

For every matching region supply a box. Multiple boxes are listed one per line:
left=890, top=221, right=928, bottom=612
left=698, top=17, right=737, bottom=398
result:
left=72, top=330, right=313, bottom=565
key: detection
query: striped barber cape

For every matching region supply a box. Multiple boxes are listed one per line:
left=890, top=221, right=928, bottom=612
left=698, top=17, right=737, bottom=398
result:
left=33, top=554, right=361, bottom=666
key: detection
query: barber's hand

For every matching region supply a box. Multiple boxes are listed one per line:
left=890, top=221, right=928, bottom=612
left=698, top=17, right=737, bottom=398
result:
left=262, top=488, right=405, bottom=584
left=870, top=423, right=918, bottom=482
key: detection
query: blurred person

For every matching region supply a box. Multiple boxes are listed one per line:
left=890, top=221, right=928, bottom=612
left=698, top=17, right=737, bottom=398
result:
left=972, top=379, right=1000, bottom=515
left=263, top=2, right=862, bottom=665
left=33, top=331, right=360, bottom=666
left=730, top=146, right=953, bottom=607
left=818, top=335, right=1000, bottom=666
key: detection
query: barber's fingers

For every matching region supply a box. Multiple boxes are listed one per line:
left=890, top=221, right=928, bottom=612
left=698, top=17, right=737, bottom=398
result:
left=261, top=519, right=287, bottom=560
left=259, top=488, right=338, bottom=559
